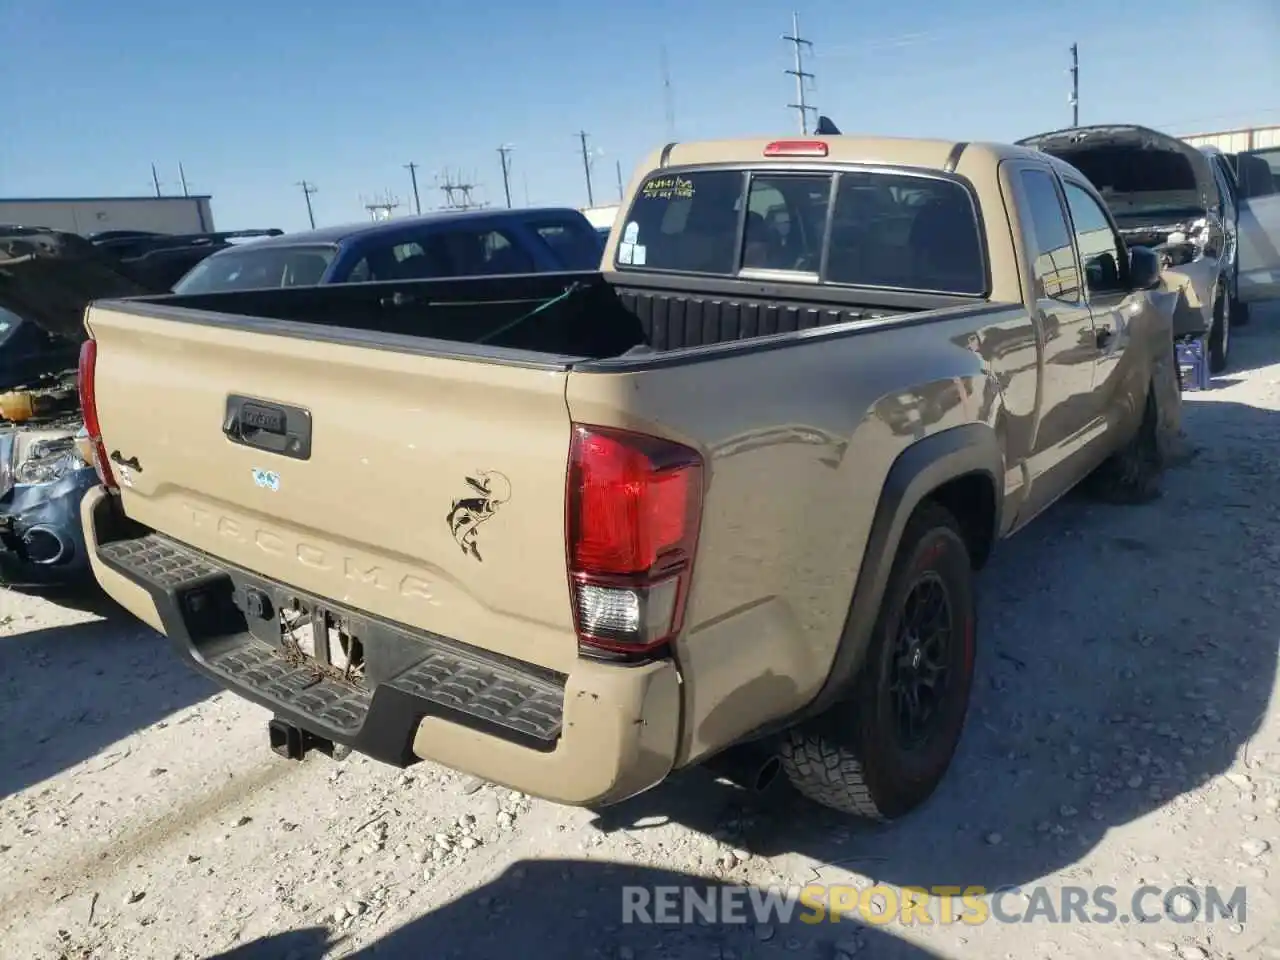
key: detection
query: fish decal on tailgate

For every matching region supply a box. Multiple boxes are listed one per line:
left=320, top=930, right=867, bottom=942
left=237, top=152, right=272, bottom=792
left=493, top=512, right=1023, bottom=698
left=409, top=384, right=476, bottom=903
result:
left=446, top=470, right=511, bottom=562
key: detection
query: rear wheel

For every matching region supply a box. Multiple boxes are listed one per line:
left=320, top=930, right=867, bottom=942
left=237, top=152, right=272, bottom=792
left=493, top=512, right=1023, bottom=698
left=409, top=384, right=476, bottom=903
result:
left=1085, top=381, right=1164, bottom=504
left=779, top=501, right=976, bottom=820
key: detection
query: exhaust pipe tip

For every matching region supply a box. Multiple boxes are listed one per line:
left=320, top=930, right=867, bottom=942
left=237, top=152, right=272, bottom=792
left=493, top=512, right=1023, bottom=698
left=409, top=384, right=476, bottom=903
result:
left=705, top=743, right=784, bottom=794
left=23, top=525, right=69, bottom=565
left=754, top=755, right=783, bottom=792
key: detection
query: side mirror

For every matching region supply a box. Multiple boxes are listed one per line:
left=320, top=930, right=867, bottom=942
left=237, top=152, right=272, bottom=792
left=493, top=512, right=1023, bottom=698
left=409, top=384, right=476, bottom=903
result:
left=1128, top=246, right=1162, bottom=291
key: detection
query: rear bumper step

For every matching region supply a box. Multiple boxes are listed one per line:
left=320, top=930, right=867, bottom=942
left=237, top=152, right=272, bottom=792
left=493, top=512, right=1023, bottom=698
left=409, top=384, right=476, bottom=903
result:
left=96, top=531, right=566, bottom=766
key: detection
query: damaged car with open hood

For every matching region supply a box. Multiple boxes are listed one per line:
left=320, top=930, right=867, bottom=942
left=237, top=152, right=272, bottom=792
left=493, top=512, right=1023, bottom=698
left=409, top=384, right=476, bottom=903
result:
left=0, top=226, right=161, bottom=585
left=1017, top=124, right=1280, bottom=374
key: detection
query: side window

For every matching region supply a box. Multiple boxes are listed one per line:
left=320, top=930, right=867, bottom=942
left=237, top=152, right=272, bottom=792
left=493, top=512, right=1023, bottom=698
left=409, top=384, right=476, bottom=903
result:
left=1018, top=169, right=1080, bottom=302
left=1212, top=158, right=1238, bottom=214
left=1063, top=182, right=1128, bottom=296
left=344, top=237, right=447, bottom=282
left=1238, top=148, right=1280, bottom=199
left=437, top=228, right=534, bottom=276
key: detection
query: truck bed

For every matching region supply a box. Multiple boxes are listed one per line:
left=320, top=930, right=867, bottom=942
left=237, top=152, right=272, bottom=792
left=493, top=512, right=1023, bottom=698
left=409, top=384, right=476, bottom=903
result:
left=128, top=269, right=977, bottom=362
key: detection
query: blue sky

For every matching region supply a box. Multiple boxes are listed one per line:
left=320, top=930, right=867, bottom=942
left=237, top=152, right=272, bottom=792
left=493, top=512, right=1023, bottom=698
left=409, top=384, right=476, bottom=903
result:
left=1, top=0, right=1277, bottom=233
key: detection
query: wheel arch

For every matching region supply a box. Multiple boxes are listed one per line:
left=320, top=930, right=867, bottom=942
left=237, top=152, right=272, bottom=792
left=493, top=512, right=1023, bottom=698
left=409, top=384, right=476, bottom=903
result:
left=741, top=422, right=1004, bottom=742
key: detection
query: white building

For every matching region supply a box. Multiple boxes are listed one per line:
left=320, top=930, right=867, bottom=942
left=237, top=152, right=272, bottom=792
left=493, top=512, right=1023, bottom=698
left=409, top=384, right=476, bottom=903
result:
left=0, top=195, right=216, bottom=236
left=1181, top=125, right=1280, bottom=153
left=580, top=204, right=621, bottom=231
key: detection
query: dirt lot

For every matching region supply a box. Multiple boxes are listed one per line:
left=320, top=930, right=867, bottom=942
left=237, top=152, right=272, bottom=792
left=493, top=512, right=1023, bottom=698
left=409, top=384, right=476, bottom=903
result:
left=2, top=308, right=1280, bottom=960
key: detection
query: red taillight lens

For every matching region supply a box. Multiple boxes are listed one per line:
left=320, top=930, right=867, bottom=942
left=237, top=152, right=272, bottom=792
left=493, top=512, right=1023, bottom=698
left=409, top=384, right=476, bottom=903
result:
left=77, top=339, right=117, bottom=491
left=566, top=424, right=704, bottom=657
left=763, top=139, right=829, bottom=158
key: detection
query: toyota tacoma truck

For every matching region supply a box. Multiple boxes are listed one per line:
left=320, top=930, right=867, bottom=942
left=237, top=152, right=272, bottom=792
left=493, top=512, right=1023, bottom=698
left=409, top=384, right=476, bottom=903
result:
left=77, top=134, right=1182, bottom=821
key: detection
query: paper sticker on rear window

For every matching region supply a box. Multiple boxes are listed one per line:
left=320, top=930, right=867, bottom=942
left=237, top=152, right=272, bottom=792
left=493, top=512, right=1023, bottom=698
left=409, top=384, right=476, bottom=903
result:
left=641, top=176, right=695, bottom=200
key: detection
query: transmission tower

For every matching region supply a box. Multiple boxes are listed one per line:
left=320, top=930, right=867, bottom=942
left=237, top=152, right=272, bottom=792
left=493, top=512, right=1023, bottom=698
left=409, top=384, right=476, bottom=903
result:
left=361, top=190, right=401, bottom=222
left=782, top=11, right=817, bottom=135
left=436, top=169, right=486, bottom=211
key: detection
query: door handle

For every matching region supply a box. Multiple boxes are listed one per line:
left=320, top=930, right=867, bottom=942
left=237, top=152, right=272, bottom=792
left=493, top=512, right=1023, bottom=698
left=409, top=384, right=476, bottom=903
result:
left=1096, top=326, right=1113, bottom=348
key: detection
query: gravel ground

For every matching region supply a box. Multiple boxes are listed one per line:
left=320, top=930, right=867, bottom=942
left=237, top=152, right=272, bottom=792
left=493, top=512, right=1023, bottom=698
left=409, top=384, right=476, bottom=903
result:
left=2, top=306, right=1279, bottom=960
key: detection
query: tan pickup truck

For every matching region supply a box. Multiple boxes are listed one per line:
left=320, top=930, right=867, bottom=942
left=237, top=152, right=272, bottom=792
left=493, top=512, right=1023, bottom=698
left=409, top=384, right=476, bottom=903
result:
left=77, top=135, right=1182, bottom=821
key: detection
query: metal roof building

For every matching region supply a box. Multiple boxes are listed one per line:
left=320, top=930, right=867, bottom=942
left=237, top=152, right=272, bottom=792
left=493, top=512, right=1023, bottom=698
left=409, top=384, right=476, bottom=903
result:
left=1181, top=124, right=1280, bottom=153
left=0, top=194, right=215, bottom=236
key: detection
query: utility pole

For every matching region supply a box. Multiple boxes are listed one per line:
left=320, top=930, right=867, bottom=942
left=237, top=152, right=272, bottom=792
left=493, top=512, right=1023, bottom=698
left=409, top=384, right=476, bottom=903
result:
left=497, top=145, right=514, bottom=209
left=616, top=160, right=625, bottom=202
left=1068, top=43, right=1079, bottom=127
left=297, top=180, right=318, bottom=229
left=577, top=131, right=595, bottom=207
left=660, top=44, right=676, bottom=140
left=178, top=162, right=190, bottom=197
left=151, top=163, right=163, bottom=197
left=782, top=11, right=816, bottom=135
left=404, top=162, right=422, bottom=214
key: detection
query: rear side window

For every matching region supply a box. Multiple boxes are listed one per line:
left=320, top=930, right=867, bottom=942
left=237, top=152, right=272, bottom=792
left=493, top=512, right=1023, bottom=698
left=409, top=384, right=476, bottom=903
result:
left=172, top=244, right=338, bottom=294
left=826, top=172, right=985, bottom=294
left=342, top=237, right=451, bottom=283
left=530, top=219, right=602, bottom=269
left=1018, top=169, right=1080, bottom=302
left=616, top=167, right=986, bottom=295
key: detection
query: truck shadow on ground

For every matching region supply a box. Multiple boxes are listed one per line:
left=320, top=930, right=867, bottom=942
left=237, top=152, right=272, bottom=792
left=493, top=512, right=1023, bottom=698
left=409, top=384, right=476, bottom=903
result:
left=202, top=860, right=949, bottom=960
left=0, top=591, right=216, bottom=799
left=587, top=365, right=1280, bottom=894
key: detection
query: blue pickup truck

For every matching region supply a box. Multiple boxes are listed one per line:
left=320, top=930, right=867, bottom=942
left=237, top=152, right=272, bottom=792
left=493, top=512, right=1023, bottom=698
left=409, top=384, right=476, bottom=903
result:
left=172, top=207, right=605, bottom=294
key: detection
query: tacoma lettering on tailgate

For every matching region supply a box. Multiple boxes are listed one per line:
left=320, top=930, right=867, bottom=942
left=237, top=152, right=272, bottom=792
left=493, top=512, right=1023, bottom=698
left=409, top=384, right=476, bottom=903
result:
left=182, top=503, right=439, bottom=604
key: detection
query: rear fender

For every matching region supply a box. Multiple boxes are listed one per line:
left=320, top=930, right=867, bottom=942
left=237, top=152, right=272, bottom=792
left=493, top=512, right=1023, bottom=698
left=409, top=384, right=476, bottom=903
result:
left=744, top=422, right=1004, bottom=738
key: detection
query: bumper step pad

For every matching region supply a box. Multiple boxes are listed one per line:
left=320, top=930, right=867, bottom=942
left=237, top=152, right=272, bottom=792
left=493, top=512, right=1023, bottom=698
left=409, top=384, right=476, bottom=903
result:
left=97, top=532, right=565, bottom=761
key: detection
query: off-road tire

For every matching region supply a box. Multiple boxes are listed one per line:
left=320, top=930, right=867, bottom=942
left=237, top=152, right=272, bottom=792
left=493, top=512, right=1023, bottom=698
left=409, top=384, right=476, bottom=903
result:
left=779, top=501, right=976, bottom=820
left=1085, top=382, right=1163, bottom=504
left=1208, top=284, right=1230, bottom=374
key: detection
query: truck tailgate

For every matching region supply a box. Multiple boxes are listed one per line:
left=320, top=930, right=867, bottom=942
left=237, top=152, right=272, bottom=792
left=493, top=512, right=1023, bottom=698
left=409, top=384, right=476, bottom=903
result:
left=84, top=304, right=579, bottom=673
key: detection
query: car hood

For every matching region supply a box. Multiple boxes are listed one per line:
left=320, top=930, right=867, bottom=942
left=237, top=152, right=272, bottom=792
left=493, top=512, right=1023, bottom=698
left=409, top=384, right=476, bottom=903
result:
left=1016, top=125, right=1216, bottom=223
left=0, top=226, right=156, bottom=343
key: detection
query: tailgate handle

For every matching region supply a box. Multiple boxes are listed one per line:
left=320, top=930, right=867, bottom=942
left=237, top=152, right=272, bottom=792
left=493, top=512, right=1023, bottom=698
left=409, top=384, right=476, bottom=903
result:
left=223, top=395, right=313, bottom=461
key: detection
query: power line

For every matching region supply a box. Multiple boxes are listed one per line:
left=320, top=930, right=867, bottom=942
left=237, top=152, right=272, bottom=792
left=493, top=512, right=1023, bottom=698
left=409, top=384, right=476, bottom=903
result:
left=178, top=162, right=191, bottom=197
left=404, top=162, right=422, bottom=215
left=782, top=11, right=816, bottom=135
left=151, top=163, right=163, bottom=198
left=497, top=145, right=514, bottom=209
left=577, top=131, right=595, bottom=207
left=297, top=180, right=318, bottom=229
left=616, top=160, right=625, bottom=202
left=1068, top=43, right=1079, bottom=127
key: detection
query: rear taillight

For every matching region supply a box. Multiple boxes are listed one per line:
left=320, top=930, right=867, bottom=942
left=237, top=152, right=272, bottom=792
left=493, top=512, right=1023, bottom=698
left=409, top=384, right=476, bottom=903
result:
left=566, top=424, right=704, bottom=658
left=77, top=339, right=118, bottom=491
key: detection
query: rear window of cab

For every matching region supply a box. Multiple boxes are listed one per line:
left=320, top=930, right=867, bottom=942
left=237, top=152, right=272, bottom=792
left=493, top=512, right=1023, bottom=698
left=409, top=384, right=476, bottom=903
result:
left=614, top=167, right=987, bottom=296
